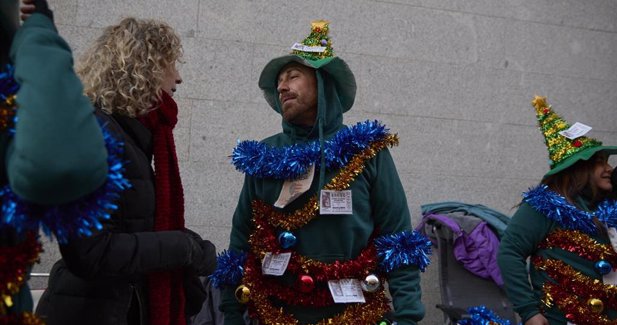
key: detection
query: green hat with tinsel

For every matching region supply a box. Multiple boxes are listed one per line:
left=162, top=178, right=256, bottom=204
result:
left=532, top=96, right=617, bottom=177
left=258, top=20, right=356, bottom=113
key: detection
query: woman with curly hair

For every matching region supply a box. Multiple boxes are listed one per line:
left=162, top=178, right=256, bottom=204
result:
left=35, top=17, right=217, bottom=325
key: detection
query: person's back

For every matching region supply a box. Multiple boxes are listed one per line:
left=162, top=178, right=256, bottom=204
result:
left=1, top=0, right=117, bottom=322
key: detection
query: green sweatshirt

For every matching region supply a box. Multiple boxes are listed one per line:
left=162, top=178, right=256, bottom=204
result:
left=4, top=13, right=107, bottom=204
left=221, top=70, right=423, bottom=325
left=498, top=201, right=617, bottom=324
left=1, top=13, right=108, bottom=314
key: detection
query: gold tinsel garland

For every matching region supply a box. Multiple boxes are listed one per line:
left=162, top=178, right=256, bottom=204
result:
left=534, top=257, right=617, bottom=324
left=0, top=94, right=17, bottom=132
left=0, top=232, right=42, bottom=315
left=265, top=134, right=398, bottom=231
left=0, top=312, right=45, bottom=325
left=249, top=281, right=390, bottom=325
left=239, top=135, right=399, bottom=324
left=539, top=229, right=617, bottom=263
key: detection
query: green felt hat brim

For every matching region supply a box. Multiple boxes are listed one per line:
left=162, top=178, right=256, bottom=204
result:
left=258, top=55, right=356, bottom=113
left=544, top=145, right=617, bottom=177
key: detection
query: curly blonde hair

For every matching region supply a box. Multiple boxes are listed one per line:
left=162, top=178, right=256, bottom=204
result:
left=77, top=17, right=183, bottom=117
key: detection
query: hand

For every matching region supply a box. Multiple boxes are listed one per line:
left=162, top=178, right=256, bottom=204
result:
left=20, top=0, right=53, bottom=22
left=525, top=313, right=549, bottom=325
left=186, top=231, right=217, bottom=276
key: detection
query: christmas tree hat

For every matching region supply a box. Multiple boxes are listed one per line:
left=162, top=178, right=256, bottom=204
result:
left=532, top=96, right=617, bottom=177
left=258, top=20, right=356, bottom=113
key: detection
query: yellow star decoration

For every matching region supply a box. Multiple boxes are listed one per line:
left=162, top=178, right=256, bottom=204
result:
left=311, top=20, right=330, bottom=30
left=532, top=95, right=548, bottom=110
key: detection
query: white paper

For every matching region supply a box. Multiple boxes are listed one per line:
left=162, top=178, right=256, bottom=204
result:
left=320, top=190, right=353, bottom=215
left=327, top=279, right=366, bottom=303
left=291, top=42, right=327, bottom=53
left=261, top=252, right=291, bottom=276
left=274, top=165, right=314, bottom=208
left=558, top=122, right=592, bottom=140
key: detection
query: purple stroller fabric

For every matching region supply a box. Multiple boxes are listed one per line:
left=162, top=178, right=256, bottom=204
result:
left=417, top=213, right=503, bottom=286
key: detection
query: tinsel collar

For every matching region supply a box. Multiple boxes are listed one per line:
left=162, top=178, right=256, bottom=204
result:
left=231, top=120, right=392, bottom=179
left=0, top=64, right=19, bottom=133
left=523, top=184, right=617, bottom=234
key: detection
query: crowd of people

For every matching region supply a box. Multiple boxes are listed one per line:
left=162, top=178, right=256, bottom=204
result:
left=1, top=1, right=617, bottom=325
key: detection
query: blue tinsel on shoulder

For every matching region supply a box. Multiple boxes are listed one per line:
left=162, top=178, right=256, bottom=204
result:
left=0, top=121, right=131, bottom=243
left=375, top=230, right=432, bottom=273
left=523, top=184, right=617, bottom=234
left=209, top=249, right=247, bottom=288
left=231, top=120, right=389, bottom=179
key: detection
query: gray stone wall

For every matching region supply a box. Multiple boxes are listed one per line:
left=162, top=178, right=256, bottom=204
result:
left=32, top=0, right=617, bottom=323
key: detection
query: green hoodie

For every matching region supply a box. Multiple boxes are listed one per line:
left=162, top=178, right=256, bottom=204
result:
left=1, top=13, right=108, bottom=314
left=221, top=69, right=424, bottom=325
left=498, top=200, right=617, bottom=324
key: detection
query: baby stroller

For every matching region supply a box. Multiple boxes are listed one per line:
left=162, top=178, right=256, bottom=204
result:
left=417, top=202, right=518, bottom=325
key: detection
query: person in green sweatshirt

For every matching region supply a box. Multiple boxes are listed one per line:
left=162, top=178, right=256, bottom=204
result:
left=498, top=96, right=617, bottom=325
left=1, top=0, right=123, bottom=323
left=211, top=20, right=431, bottom=325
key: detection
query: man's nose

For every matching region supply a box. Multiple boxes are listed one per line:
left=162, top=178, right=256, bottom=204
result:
left=277, top=80, right=289, bottom=93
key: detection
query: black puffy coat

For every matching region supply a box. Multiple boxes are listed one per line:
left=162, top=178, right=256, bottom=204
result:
left=36, top=111, right=207, bottom=325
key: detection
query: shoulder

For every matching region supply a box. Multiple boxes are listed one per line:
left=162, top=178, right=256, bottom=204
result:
left=260, top=132, right=287, bottom=146
left=509, top=202, right=552, bottom=230
left=95, top=110, right=124, bottom=139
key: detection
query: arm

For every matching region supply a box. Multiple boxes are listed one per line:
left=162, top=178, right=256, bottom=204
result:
left=58, top=229, right=212, bottom=278
left=7, top=13, right=107, bottom=205
left=370, top=149, right=424, bottom=325
left=497, top=203, right=553, bottom=323
left=220, top=176, right=255, bottom=325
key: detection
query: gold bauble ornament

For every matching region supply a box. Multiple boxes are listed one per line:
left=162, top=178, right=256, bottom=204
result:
left=234, top=285, right=250, bottom=304
left=587, top=298, right=604, bottom=314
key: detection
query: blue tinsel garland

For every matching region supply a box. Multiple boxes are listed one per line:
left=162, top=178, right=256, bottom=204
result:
left=457, top=306, right=514, bottom=325
left=375, top=230, right=432, bottom=273
left=0, top=64, right=19, bottom=101
left=0, top=121, right=131, bottom=243
left=523, top=184, right=617, bottom=234
left=210, top=249, right=247, bottom=288
left=231, top=120, right=390, bottom=179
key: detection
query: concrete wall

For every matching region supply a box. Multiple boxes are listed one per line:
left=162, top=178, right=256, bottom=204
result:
left=32, top=0, right=617, bottom=323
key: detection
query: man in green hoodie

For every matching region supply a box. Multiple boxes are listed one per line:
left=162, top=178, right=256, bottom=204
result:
left=1, top=1, right=124, bottom=323
left=212, top=20, right=431, bottom=325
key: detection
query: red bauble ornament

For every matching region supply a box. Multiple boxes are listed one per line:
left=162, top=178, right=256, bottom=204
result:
left=298, top=274, right=315, bottom=293
left=572, top=139, right=582, bottom=147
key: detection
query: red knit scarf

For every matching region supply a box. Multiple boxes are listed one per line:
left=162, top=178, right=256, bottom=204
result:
left=139, top=91, right=186, bottom=325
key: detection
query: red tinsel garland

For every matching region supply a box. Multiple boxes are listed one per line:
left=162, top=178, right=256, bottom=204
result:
left=540, top=229, right=617, bottom=265
left=0, top=312, right=45, bottom=325
left=237, top=136, right=398, bottom=324
left=0, top=232, right=42, bottom=314
left=534, top=257, right=617, bottom=311
left=542, top=282, right=617, bottom=325
left=249, top=201, right=380, bottom=282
